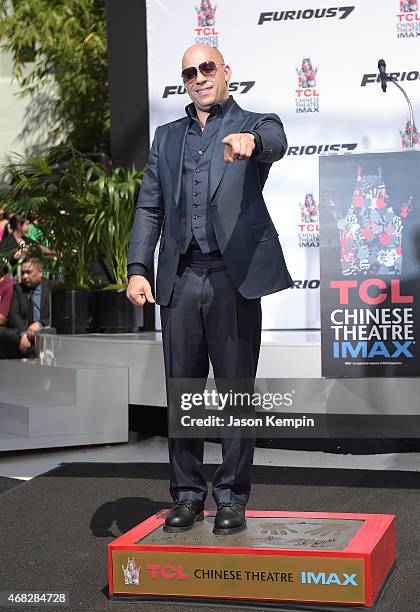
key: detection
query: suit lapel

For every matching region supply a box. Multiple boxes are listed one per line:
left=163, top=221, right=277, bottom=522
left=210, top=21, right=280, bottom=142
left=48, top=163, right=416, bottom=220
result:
left=209, top=101, right=249, bottom=200
left=166, top=119, right=189, bottom=208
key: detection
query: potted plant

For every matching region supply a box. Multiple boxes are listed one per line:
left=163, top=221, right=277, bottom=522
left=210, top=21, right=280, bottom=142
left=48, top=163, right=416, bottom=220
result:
left=86, top=165, right=144, bottom=332
left=1, top=145, right=101, bottom=333
left=2, top=146, right=146, bottom=334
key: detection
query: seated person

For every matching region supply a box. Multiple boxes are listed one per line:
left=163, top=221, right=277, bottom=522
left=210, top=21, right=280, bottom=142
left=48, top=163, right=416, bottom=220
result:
left=0, top=260, right=16, bottom=358
left=0, top=256, right=51, bottom=358
left=0, top=259, right=15, bottom=325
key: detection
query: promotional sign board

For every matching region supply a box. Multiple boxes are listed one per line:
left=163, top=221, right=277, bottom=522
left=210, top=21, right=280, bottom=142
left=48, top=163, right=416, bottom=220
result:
left=108, top=510, right=395, bottom=607
left=320, top=151, right=420, bottom=377
left=145, top=0, right=420, bottom=330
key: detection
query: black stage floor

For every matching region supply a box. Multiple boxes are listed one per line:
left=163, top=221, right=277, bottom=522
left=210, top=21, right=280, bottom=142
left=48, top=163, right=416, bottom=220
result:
left=0, top=463, right=417, bottom=612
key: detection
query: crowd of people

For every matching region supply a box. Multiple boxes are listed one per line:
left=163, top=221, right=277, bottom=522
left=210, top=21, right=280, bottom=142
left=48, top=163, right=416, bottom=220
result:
left=0, top=209, right=52, bottom=262
left=0, top=208, right=52, bottom=359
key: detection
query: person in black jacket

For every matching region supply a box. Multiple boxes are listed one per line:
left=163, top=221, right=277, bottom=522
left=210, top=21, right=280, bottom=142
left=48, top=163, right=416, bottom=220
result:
left=0, top=256, right=51, bottom=358
left=126, top=44, right=291, bottom=535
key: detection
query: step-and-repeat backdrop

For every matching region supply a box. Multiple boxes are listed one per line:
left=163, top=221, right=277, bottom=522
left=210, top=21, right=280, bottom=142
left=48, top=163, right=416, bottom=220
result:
left=146, top=0, right=420, bottom=330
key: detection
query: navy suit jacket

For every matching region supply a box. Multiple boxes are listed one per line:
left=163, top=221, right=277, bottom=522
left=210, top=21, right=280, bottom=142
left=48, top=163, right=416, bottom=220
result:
left=127, top=100, right=293, bottom=305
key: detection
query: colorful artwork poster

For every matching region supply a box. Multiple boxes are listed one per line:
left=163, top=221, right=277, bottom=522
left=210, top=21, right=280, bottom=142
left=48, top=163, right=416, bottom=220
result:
left=320, top=151, right=420, bottom=378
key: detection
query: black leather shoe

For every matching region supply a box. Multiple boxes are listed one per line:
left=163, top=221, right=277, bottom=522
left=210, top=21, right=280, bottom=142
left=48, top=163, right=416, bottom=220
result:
left=163, top=500, right=204, bottom=532
left=213, top=502, right=246, bottom=535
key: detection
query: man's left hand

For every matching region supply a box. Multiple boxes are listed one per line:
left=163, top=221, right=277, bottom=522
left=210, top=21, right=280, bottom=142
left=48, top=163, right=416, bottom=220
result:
left=222, top=133, right=255, bottom=163
left=26, top=322, right=42, bottom=340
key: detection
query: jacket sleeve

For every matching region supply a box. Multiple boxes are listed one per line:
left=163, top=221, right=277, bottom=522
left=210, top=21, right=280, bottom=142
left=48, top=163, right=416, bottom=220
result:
left=245, top=113, right=288, bottom=164
left=7, top=285, right=26, bottom=333
left=40, top=279, right=51, bottom=327
left=0, top=279, right=14, bottom=322
left=127, top=263, right=149, bottom=278
left=127, top=126, right=164, bottom=275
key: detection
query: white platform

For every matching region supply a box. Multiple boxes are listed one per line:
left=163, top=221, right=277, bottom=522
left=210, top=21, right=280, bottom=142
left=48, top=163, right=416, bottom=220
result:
left=36, top=331, right=321, bottom=407
left=0, top=358, right=128, bottom=452
left=0, top=331, right=319, bottom=452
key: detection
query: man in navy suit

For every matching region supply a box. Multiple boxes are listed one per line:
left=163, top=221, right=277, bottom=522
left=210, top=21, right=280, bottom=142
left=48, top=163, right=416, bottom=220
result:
left=127, top=44, right=292, bottom=535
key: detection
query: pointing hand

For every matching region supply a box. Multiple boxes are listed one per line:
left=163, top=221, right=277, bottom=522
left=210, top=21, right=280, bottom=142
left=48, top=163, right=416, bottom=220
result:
left=222, top=132, right=256, bottom=163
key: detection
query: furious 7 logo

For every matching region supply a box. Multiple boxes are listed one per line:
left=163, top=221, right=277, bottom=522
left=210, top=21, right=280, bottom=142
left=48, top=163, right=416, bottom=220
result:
left=361, top=70, right=420, bottom=86
left=163, top=81, right=255, bottom=98
left=288, top=143, right=357, bottom=155
left=258, top=6, right=355, bottom=24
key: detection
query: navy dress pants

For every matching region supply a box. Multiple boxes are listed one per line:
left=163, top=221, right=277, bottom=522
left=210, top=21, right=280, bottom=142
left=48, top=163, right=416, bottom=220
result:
left=160, top=244, right=261, bottom=505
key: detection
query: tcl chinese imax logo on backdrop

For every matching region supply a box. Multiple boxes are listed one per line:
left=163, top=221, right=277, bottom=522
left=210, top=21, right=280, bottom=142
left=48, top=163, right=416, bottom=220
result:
left=396, top=1, right=420, bottom=38
left=194, top=0, right=219, bottom=46
left=295, top=57, right=319, bottom=113
left=258, top=6, right=355, bottom=24
left=400, top=120, right=419, bottom=148
left=298, top=193, right=319, bottom=247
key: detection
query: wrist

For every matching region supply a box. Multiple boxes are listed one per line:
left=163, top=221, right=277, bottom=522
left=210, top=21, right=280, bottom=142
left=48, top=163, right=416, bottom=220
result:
left=127, top=263, right=148, bottom=274
left=240, top=130, right=262, bottom=157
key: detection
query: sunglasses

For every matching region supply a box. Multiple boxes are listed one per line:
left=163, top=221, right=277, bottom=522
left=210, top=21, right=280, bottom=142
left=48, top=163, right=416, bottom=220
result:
left=181, top=61, right=224, bottom=83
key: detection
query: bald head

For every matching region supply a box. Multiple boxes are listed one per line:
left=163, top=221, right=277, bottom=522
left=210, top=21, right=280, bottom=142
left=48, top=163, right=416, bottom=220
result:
left=182, top=44, right=224, bottom=69
left=181, top=44, right=231, bottom=114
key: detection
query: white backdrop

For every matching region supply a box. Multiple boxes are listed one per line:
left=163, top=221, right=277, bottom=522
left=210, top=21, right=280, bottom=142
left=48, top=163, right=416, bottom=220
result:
left=145, top=0, right=420, bottom=330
